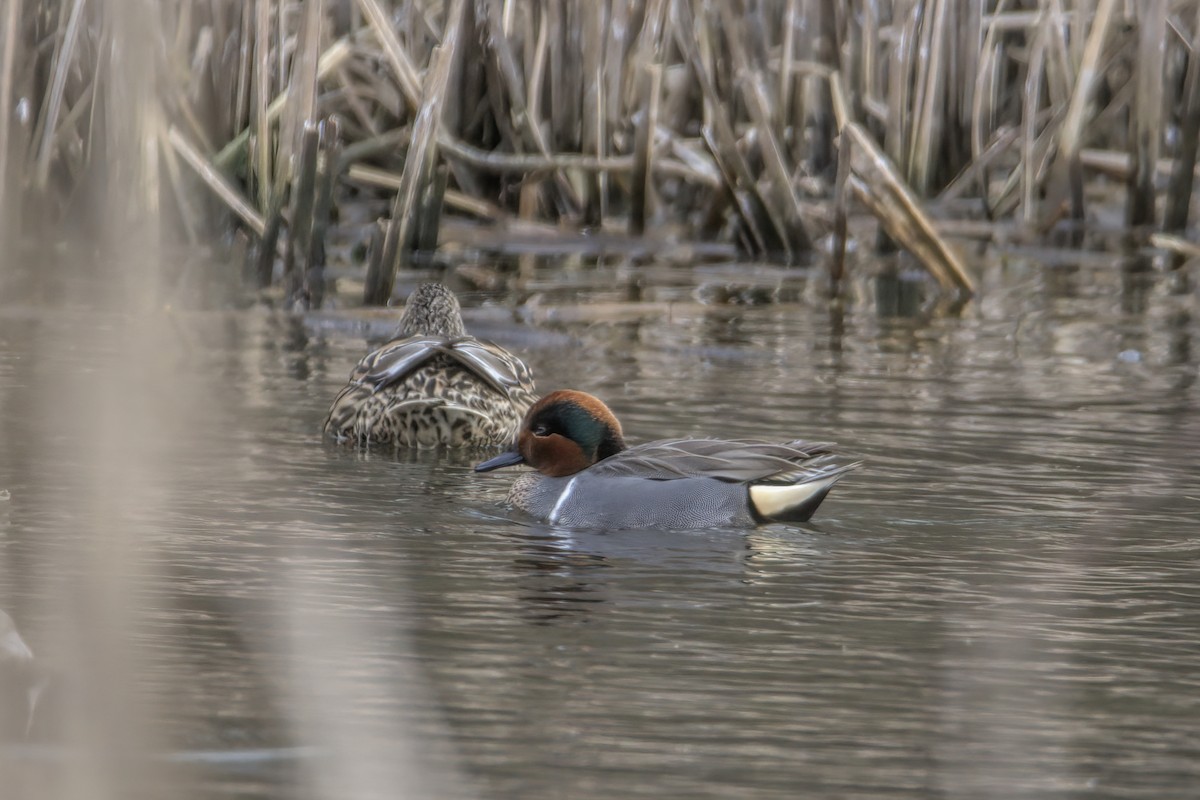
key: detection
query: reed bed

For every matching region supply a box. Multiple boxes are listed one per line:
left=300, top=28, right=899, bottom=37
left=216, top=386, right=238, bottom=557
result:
left=2, top=0, right=1199, bottom=306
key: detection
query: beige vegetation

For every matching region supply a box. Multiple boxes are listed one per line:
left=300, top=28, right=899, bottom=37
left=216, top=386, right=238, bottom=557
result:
left=1, top=0, right=1198, bottom=305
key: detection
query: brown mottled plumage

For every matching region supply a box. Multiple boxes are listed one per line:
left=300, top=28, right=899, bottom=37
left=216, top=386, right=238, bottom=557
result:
left=323, top=284, right=537, bottom=447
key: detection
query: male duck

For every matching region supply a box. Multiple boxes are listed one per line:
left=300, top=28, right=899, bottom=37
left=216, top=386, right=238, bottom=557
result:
left=324, top=283, right=537, bottom=447
left=475, top=390, right=858, bottom=528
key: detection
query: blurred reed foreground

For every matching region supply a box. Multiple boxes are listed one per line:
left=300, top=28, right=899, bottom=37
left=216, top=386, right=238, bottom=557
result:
left=2, top=0, right=1200, bottom=306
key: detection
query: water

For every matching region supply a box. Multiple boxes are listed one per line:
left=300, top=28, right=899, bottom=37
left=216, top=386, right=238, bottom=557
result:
left=1, top=256, right=1198, bottom=798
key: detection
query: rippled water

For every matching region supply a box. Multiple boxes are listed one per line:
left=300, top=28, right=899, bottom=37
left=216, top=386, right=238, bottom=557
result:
left=1, top=257, right=1198, bottom=798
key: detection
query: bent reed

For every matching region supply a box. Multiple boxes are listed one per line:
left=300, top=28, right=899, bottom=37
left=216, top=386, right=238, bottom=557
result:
left=2, top=1, right=1198, bottom=303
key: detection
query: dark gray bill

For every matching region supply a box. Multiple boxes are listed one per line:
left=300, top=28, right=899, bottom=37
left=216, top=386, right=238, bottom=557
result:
left=474, top=449, right=525, bottom=472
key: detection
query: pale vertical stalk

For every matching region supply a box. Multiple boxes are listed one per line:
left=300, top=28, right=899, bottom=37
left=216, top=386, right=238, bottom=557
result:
left=1127, top=0, right=1165, bottom=226
left=580, top=0, right=606, bottom=224
left=277, top=0, right=287, bottom=103
left=1164, top=4, right=1200, bottom=233
left=42, top=2, right=175, bottom=797
left=1021, top=19, right=1047, bottom=225
left=503, top=0, right=515, bottom=36
left=802, top=0, right=837, bottom=174
left=214, top=38, right=352, bottom=172
left=956, top=1, right=981, bottom=150
left=831, top=125, right=851, bottom=292
left=527, top=7, right=549, bottom=126
left=604, top=0, right=628, bottom=138
left=277, top=0, right=323, bottom=188
left=33, top=0, right=87, bottom=190
left=885, top=0, right=914, bottom=172
left=366, top=0, right=466, bottom=305
left=971, top=0, right=1010, bottom=165
left=861, top=0, right=879, bottom=116
left=630, top=61, right=661, bottom=236
left=1057, top=0, right=1118, bottom=220
left=254, top=0, right=273, bottom=206
left=1045, top=0, right=1074, bottom=109
left=0, top=0, right=20, bottom=225
left=908, top=0, right=948, bottom=192
left=356, top=0, right=423, bottom=111
left=233, top=0, right=254, bottom=146
left=779, top=0, right=798, bottom=124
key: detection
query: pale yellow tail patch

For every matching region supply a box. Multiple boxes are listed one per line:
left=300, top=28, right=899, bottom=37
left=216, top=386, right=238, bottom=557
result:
left=749, top=476, right=841, bottom=520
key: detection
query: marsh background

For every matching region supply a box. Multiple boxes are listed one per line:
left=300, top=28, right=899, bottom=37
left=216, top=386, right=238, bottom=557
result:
left=1, top=2, right=1199, bottom=799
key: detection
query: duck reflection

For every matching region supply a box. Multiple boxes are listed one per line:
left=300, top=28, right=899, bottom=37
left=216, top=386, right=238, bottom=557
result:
left=0, top=610, right=49, bottom=743
left=508, top=529, right=610, bottom=624
left=507, top=525, right=755, bottom=625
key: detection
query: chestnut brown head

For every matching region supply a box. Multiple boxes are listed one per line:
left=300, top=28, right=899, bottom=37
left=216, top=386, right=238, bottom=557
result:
left=475, top=390, right=627, bottom=477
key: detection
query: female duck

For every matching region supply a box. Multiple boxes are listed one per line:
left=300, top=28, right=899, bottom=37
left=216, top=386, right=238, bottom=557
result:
left=475, top=390, right=858, bottom=528
left=324, top=283, right=537, bottom=447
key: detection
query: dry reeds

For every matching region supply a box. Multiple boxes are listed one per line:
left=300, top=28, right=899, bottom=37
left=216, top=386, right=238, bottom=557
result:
left=3, top=1, right=1200, bottom=305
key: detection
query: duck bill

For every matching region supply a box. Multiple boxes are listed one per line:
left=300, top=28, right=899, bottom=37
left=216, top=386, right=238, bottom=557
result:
left=474, top=448, right=526, bottom=472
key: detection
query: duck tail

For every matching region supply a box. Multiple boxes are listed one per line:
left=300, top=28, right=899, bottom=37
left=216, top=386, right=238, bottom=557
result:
left=748, top=462, right=860, bottom=522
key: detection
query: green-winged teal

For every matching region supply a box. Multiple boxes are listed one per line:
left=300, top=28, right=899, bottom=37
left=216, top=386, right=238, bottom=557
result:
left=324, top=284, right=537, bottom=447
left=475, top=390, right=858, bottom=528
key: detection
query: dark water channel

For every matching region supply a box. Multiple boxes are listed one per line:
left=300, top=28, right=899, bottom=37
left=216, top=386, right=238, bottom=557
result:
left=1, top=257, right=1198, bottom=798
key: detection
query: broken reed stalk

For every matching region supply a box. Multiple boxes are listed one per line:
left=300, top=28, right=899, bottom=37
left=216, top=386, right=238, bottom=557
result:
left=741, top=68, right=815, bottom=255
left=1150, top=233, right=1200, bottom=260
left=33, top=0, right=87, bottom=190
left=844, top=119, right=976, bottom=295
left=354, top=0, right=421, bottom=112
left=0, top=0, right=20, bottom=222
left=233, top=1, right=254, bottom=142
left=162, top=130, right=203, bottom=245
left=801, top=0, right=838, bottom=176
left=712, top=4, right=811, bottom=255
left=346, top=163, right=505, bottom=221
left=937, top=127, right=1016, bottom=204
left=480, top=0, right=579, bottom=217
left=831, top=71, right=975, bottom=296
left=581, top=0, right=607, bottom=226
left=1165, top=5, right=1200, bottom=233
left=415, top=164, right=448, bottom=254
left=831, top=126, right=852, bottom=294
left=1127, top=0, right=1167, bottom=228
left=167, top=124, right=266, bottom=236
left=308, top=117, right=342, bottom=310
left=780, top=0, right=798, bottom=125
left=214, top=37, right=352, bottom=174
left=275, top=0, right=323, bottom=194
left=907, top=0, right=949, bottom=194
left=252, top=0, right=274, bottom=207
left=364, top=0, right=465, bottom=306
left=674, top=0, right=787, bottom=256
left=1054, top=0, right=1118, bottom=221
left=355, top=0, right=422, bottom=112
left=284, top=121, right=320, bottom=307
left=256, top=192, right=286, bottom=288
left=630, top=62, right=662, bottom=237
left=14, top=0, right=1200, bottom=308
left=1020, top=16, right=1048, bottom=227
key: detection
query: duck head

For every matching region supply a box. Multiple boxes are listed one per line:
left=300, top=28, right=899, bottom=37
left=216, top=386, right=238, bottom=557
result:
left=475, top=390, right=627, bottom=477
left=397, top=283, right=467, bottom=338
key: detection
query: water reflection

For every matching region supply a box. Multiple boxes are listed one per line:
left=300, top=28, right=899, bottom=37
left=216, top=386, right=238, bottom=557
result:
left=1, top=254, right=1198, bottom=798
left=0, top=610, right=46, bottom=742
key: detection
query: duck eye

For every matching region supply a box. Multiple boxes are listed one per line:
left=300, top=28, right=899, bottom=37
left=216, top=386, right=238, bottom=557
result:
left=532, top=423, right=550, bottom=437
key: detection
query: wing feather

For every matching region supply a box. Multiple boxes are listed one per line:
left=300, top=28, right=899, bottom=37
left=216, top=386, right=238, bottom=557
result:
left=588, top=438, right=840, bottom=483
left=341, top=335, right=534, bottom=397
left=348, top=336, right=445, bottom=392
